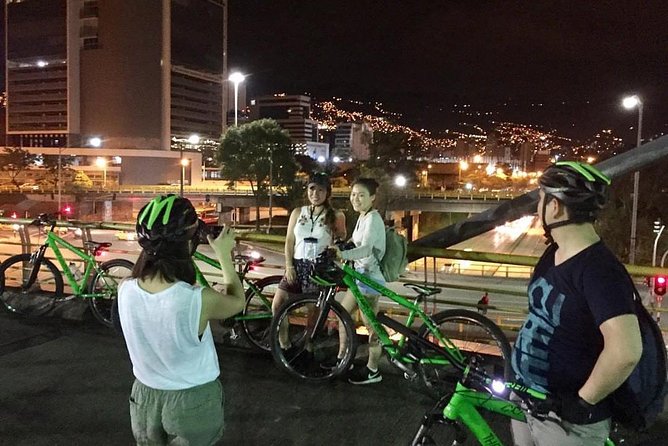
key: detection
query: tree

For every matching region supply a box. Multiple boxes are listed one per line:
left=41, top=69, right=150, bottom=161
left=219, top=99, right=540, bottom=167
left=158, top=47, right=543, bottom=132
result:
left=40, top=154, right=75, bottom=190
left=0, top=147, right=38, bottom=191
left=597, top=157, right=668, bottom=264
left=217, top=119, right=298, bottom=230
left=71, top=170, right=93, bottom=191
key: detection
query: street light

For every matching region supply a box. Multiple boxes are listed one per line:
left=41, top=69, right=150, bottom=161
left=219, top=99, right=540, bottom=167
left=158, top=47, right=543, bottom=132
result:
left=394, top=174, right=407, bottom=188
left=267, top=146, right=274, bottom=234
left=180, top=158, right=189, bottom=197
left=622, top=94, right=644, bottom=264
left=187, top=134, right=201, bottom=181
left=653, top=219, right=665, bottom=267
left=95, top=157, right=107, bottom=188
left=228, top=71, right=245, bottom=127
left=89, top=137, right=102, bottom=148
left=459, top=160, right=469, bottom=181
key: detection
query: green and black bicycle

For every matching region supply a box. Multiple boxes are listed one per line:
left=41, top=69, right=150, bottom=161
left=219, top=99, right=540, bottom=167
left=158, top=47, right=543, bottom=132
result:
left=269, top=249, right=512, bottom=396
left=192, top=249, right=281, bottom=352
left=410, top=357, right=616, bottom=446
left=0, top=214, right=134, bottom=327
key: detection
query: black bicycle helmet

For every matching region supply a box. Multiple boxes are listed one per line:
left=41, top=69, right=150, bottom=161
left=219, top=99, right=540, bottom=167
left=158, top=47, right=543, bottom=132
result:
left=308, top=172, right=332, bottom=194
left=136, top=195, right=200, bottom=257
left=539, top=161, right=611, bottom=241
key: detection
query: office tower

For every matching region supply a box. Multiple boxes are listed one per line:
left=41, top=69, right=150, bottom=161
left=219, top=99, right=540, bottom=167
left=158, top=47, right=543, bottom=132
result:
left=250, top=94, right=317, bottom=145
left=4, top=0, right=225, bottom=150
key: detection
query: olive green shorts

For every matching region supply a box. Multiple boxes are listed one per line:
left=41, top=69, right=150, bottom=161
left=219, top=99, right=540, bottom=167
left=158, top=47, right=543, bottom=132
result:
left=129, top=379, right=224, bottom=446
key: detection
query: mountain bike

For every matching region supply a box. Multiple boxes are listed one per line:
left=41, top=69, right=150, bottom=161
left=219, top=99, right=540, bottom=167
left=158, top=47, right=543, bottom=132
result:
left=192, top=250, right=282, bottom=352
left=269, top=250, right=512, bottom=396
left=0, top=214, right=134, bottom=327
left=410, top=357, right=615, bottom=446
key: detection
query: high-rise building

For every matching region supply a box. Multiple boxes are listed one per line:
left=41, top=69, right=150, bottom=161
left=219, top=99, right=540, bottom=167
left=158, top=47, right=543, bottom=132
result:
left=249, top=94, right=317, bottom=144
left=4, top=0, right=225, bottom=150
left=333, top=122, right=372, bottom=161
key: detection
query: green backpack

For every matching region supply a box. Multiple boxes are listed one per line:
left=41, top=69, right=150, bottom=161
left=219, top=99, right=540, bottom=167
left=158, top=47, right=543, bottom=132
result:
left=374, top=227, right=408, bottom=282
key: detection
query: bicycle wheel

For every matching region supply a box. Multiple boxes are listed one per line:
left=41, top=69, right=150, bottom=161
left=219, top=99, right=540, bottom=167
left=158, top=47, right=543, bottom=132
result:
left=88, top=259, right=134, bottom=328
left=270, top=293, right=357, bottom=382
left=0, top=253, right=64, bottom=316
left=412, top=419, right=466, bottom=446
left=417, top=309, right=512, bottom=397
left=238, top=275, right=282, bottom=352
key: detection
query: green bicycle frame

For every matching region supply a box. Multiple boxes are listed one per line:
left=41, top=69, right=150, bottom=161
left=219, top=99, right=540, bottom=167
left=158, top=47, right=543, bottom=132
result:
left=42, top=231, right=101, bottom=296
left=438, top=381, right=614, bottom=446
left=316, top=262, right=465, bottom=367
left=191, top=251, right=272, bottom=322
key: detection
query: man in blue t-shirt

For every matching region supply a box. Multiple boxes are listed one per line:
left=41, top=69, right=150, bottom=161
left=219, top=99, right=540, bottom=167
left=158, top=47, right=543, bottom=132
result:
left=511, top=162, right=642, bottom=445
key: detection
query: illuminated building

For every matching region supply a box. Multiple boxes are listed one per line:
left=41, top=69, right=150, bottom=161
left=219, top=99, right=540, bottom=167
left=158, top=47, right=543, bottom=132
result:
left=333, top=122, right=373, bottom=161
left=250, top=94, right=318, bottom=144
left=4, top=0, right=225, bottom=150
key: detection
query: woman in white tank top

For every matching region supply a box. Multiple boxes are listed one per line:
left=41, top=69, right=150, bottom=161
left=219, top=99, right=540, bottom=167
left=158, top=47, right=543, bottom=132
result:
left=117, top=195, right=245, bottom=445
left=272, top=172, right=346, bottom=350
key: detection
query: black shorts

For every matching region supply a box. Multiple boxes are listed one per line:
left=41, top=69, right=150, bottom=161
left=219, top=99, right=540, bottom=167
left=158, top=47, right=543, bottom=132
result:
left=278, top=259, right=319, bottom=294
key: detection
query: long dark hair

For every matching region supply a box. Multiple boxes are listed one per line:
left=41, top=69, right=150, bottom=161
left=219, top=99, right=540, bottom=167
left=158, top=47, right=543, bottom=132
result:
left=307, top=172, right=338, bottom=235
left=131, top=242, right=196, bottom=285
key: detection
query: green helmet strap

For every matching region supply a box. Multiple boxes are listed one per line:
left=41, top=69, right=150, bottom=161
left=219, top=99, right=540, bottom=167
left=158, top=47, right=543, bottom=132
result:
left=138, top=195, right=178, bottom=230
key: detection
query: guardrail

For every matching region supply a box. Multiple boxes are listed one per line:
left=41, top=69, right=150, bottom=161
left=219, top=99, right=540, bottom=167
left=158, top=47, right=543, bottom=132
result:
left=0, top=185, right=519, bottom=201
left=1, top=217, right=666, bottom=334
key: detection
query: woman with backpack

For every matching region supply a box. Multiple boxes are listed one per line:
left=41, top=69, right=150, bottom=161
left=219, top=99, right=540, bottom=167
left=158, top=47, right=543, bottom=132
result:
left=328, top=177, right=387, bottom=385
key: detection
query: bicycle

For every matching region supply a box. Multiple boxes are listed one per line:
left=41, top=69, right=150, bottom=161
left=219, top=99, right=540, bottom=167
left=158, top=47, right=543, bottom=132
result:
left=192, top=249, right=282, bottom=352
left=0, top=214, right=134, bottom=327
left=410, top=356, right=616, bottom=446
left=269, top=250, right=512, bottom=396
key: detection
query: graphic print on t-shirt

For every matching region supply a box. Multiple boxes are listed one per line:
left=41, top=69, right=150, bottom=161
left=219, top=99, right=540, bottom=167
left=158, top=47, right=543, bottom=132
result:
left=511, top=276, right=566, bottom=392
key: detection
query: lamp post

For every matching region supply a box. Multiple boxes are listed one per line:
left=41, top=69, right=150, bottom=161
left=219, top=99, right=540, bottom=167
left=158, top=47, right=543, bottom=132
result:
left=228, top=72, right=245, bottom=127
left=653, top=219, right=665, bottom=267
left=622, top=95, right=643, bottom=264
left=187, top=134, right=200, bottom=181
left=458, top=160, right=469, bottom=182
left=267, top=146, right=274, bottom=234
left=95, top=157, right=107, bottom=188
left=180, top=158, right=189, bottom=197
left=57, top=147, right=62, bottom=216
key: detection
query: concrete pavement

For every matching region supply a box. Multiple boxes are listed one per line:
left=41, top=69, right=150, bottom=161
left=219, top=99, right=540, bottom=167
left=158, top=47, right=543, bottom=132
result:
left=0, top=310, right=666, bottom=445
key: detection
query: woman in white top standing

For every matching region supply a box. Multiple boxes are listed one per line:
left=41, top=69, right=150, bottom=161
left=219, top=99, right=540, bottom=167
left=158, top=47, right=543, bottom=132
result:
left=117, top=195, right=244, bottom=445
left=272, top=172, right=346, bottom=350
left=330, top=177, right=386, bottom=385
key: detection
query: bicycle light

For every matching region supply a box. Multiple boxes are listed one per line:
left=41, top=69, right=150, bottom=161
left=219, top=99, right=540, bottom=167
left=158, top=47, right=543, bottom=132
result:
left=491, top=379, right=506, bottom=394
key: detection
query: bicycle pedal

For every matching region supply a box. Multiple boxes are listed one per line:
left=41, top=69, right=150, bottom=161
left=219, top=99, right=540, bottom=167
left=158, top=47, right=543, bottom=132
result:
left=403, top=372, right=418, bottom=381
left=228, top=329, right=240, bottom=340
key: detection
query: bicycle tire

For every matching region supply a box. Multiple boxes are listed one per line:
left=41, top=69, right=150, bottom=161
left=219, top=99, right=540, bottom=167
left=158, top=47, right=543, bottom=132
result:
left=270, top=293, right=357, bottom=382
left=417, top=309, right=512, bottom=398
left=88, top=259, right=134, bottom=328
left=412, top=419, right=465, bottom=446
left=0, top=253, right=64, bottom=316
left=238, top=275, right=282, bottom=352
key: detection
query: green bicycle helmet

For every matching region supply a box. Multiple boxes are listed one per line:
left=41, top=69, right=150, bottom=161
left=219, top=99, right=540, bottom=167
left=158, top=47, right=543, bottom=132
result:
left=136, top=195, right=200, bottom=257
left=539, top=161, right=611, bottom=241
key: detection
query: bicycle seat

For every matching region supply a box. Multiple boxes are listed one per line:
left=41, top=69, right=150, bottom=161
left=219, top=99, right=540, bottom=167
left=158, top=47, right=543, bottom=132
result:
left=85, top=241, right=112, bottom=251
left=404, top=283, right=441, bottom=297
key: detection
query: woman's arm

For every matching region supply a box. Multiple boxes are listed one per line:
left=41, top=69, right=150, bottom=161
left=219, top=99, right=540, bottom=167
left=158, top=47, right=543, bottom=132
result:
left=334, top=210, right=347, bottom=240
left=200, top=226, right=245, bottom=328
left=283, top=208, right=301, bottom=283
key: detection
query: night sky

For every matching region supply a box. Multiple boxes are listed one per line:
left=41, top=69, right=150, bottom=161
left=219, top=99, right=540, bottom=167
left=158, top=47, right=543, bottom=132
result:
left=229, top=0, right=668, bottom=142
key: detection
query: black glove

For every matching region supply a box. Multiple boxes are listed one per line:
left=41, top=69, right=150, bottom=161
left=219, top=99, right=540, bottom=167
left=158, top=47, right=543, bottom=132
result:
left=558, top=393, right=596, bottom=424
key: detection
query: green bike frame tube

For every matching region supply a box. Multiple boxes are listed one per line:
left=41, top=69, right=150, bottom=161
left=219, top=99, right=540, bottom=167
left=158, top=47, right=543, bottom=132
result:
left=45, top=232, right=97, bottom=296
left=339, top=263, right=464, bottom=365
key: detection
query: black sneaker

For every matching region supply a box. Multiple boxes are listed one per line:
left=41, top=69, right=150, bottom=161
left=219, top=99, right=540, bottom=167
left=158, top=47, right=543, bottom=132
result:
left=348, top=366, right=382, bottom=385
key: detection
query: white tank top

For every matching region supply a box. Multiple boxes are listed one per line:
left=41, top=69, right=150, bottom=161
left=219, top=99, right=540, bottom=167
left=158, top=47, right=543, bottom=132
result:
left=118, top=279, right=220, bottom=390
left=293, top=205, right=334, bottom=260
